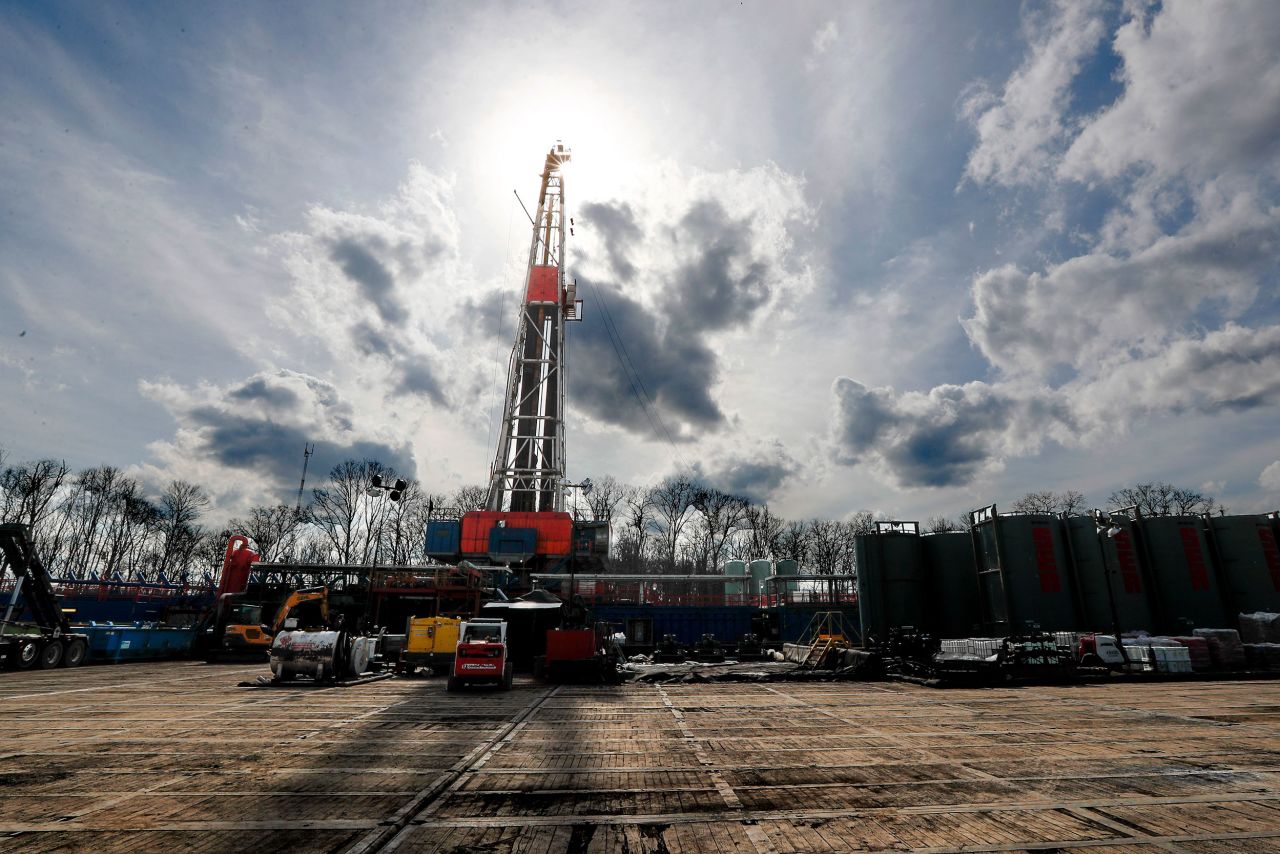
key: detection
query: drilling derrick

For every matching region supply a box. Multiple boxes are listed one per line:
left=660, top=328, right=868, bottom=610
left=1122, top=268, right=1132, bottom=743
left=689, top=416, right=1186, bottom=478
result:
left=421, top=143, right=593, bottom=574
left=487, top=142, right=579, bottom=513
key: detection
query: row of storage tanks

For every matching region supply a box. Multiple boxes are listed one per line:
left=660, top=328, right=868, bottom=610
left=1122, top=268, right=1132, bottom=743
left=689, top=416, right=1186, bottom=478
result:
left=857, top=510, right=1280, bottom=641
left=720, top=559, right=802, bottom=596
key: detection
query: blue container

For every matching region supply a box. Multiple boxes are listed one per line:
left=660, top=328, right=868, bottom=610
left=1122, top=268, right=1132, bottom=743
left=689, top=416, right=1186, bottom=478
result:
left=594, top=605, right=756, bottom=646
left=488, top=527, right=537, bottom=562
left=425, top=520, right=461, bottom=557
left=79, top=623, right=196, bottom=663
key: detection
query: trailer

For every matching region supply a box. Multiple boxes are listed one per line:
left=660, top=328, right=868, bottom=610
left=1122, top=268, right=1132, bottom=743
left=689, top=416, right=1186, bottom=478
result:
left=0, top=524, right=88, bottom=669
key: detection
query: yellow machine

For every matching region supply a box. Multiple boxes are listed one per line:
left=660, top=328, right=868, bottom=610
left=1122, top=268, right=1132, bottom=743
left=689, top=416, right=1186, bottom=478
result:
left=211, top=587, right=330, bottom=660
left=401, top=616, right=461, bottom=676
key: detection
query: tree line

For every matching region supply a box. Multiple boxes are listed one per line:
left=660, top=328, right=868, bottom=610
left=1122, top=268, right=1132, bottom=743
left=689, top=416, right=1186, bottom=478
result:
left=0, top=446, right=1228, bottom=584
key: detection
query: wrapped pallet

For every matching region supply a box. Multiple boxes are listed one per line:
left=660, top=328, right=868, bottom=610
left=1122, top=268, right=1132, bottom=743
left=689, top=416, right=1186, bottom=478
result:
left=1193, top=628, right=1247, bottom=670
left=1238, top=612, right=1280, bottom=644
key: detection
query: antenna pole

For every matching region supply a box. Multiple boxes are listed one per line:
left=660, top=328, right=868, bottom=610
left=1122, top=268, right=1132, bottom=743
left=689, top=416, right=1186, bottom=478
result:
left=295, top=443, right=314, bottom=517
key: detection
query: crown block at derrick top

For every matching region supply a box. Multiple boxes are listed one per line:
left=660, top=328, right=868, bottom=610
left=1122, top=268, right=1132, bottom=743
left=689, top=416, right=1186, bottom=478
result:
left=526, top=265, right=559, bottom=304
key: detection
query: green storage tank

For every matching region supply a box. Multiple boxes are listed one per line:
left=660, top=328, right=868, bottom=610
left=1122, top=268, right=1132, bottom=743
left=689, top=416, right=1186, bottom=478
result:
left=1135, top=516, right=1229, bottom=632
left=1062, top=516, right=1154, bottom=634
left=854, top=530, right=926, bottom=644
left=971, top=510, right=1080, bottom=633
left=1206, top=515, right=1280, bottom=617
left=722, top=559, right=747, bottom=597
left=921, top=531, right=981, bottom=638
left=774, top=558, right=800, bottom=597
left=749, top=560, right=772, bottom=597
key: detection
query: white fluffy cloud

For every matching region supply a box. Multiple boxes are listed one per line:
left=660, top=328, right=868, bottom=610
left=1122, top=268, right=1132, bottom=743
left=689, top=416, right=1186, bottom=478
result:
left=961, top=0, right=1107, bottom=187
left=1060, top=1, right=1280, bottom=184
left=834, top=0, right=1280, bottom=492
left=1261, top=461, right=1280, bottom=492
left=963, top=191, right=1279, bottom=378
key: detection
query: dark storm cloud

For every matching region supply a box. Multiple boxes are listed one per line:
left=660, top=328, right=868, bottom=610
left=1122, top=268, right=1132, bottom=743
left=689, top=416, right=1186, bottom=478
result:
left=669, top=200, right=770, bottom=336
left=228, top=377, right=301, bottom=410
left=350, top=320, right=394, bottom=357
left=459, top=288, right=511, bottom=340
left=329, top=236, right=405, bottom=326
left=188, top=405, right=415, bottom=492
left=692, top=448, right=799, bottom=503
left=572, top=279, right=722, bottom=437
left=580, top=201, right=642, bottom=280
left=831, top=378, right=1072, bottom=488
left=564, top=197, right=788, bottom=440
left=393, top=361, right=448, bottom=406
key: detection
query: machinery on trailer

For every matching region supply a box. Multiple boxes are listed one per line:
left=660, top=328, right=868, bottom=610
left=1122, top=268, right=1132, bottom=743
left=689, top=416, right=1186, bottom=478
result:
left=0, top=524, right=88, bottom=669
left=448, top=617, right=512, bottom=691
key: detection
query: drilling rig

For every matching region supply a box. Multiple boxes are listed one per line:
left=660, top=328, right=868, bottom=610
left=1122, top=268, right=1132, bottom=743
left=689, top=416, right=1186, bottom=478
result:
left=425, top=143, right=608, bottom=578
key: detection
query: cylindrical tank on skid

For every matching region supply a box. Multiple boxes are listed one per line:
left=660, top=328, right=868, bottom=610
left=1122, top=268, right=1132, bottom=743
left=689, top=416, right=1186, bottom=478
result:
left=723, top=560, right=747, bottom=598
left=269, top=631, right=375, bottom=682
left=749, top=560, right=772, bottom=598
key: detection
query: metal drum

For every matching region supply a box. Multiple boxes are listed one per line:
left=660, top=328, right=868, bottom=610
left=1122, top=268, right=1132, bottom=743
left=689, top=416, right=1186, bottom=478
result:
left=270, top=630, right=344, bottom=682
left=348, top=636, right=375, bottom=676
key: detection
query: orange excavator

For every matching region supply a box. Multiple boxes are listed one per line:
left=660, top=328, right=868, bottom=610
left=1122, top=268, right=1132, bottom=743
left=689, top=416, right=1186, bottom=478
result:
left=200, top=536, right=331, bottom=661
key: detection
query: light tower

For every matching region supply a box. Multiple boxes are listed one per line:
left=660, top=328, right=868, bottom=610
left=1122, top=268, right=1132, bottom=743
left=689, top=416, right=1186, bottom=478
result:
left=486, top=142, right=581, bottom=513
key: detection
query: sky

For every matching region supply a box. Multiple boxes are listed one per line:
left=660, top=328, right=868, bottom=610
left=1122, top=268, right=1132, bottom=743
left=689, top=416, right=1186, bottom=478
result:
left=2, top=0, right=1279, bottom=525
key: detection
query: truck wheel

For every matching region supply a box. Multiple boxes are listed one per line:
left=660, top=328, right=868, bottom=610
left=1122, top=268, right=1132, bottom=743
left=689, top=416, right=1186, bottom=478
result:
left=15, top=638, right=41, bottom=670
left=446, top=675, right=461, bottom=692
left=62, top=639, right=87, bottom=668
left=502, top=663, right=513, bottom=690
left=39, top=639, right=64, bottom=670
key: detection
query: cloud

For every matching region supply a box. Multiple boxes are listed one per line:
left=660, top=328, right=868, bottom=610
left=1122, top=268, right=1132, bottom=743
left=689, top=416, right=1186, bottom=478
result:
left=136, top=369, right=415, bottom=512
left=832, top=320, right=1280, bottom=490
left=1261, top=461, right=1280, bottom=492
left=579, top=201, right=641, bottom=280
left=690, top=441, right=800, bottom=503
left=573, top=281, right=723, bottom=437
left=1077, top=323, right=1280, bottom=423
left=668, top=200, right=773, bottom=336
left=1060, top=1, right=1280, bottom=184
left=567, top=163, right=814, bottom=440
left=963, top=192, right=1280, bottom=378
left=961, top=0, right=1108, bottom=187
left=265, top=162, right=467, bottom=409
left=328, top=236, right=406, bottom=326
left=830, top=378, right=1073, bottom=488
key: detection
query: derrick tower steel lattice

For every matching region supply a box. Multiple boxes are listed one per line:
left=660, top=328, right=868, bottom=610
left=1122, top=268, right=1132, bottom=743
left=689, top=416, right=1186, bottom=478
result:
left=486, top=143, right=581, bottom=514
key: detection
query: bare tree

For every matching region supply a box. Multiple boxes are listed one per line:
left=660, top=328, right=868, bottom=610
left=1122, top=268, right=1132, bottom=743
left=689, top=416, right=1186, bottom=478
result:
left=451, top=484, right=488, bottom=512
left=309, top=460, right=368, bottom=563
left=584, top=474, right=630, bottom=524
left=1107, top=482, right=1221, bottom=517
left=156, top=480, right=209, bottom=579
left=805, top=519, right=850, bottom=574
left=0, top=458, right=70, bottom=551
left=1010, top=490, right=1087, bottom=515
left=690, top=485, right=750, bottom=573
left=926, top=515, right=962, bottom=533
left=739, top=504, right=784, bottom=561
left=649, top=476, right=696, bottom=573
left=616, top=487, right=652, bottom=573
left=229, top=504, right=298, bottom=564
left=776, top=519, right=809, bottom=564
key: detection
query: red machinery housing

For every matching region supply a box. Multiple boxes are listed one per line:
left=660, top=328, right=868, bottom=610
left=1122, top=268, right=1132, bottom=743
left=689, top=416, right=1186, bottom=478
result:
left=539, top=623, right=621, bottom=683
